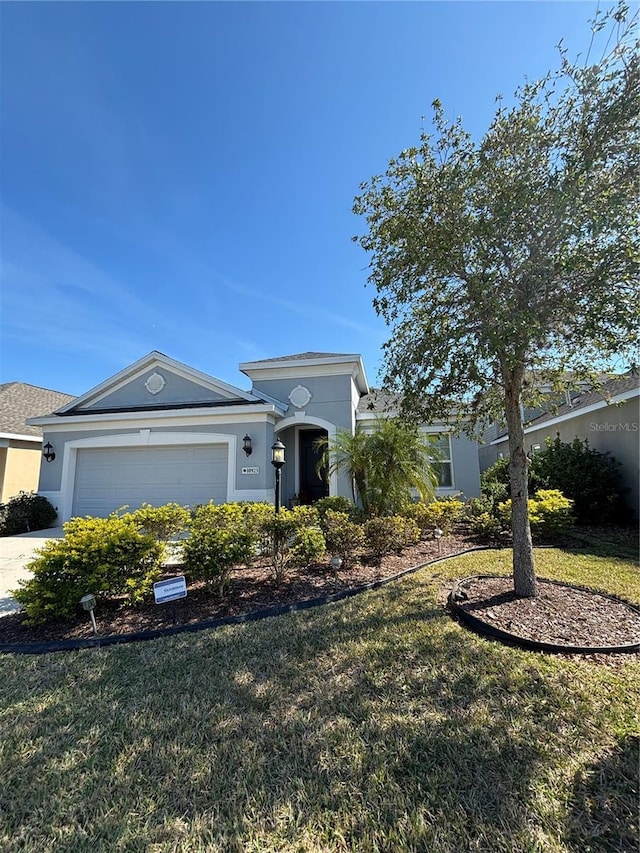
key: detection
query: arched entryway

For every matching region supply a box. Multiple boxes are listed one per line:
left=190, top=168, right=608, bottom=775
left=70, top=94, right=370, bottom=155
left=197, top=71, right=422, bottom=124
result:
left=298, top=428, right=329, bottom=504
left=274, top=415, right=339, bottom=507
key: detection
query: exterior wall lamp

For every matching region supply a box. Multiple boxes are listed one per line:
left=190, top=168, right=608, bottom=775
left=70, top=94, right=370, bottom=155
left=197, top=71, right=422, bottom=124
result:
left=270, top=438, right=286, bottom=513
left=43, top=441, right=56, bottom=462
left=242, top=434, right=253, bottom=456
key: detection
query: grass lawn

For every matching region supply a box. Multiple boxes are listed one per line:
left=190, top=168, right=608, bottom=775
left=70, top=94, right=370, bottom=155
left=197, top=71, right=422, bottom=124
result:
left=1, top=546, right=638, bottom=852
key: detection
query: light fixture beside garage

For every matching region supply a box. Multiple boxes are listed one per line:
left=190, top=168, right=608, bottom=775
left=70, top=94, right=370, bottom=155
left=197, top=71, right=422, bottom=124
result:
left=42, top=441, right=56, bottom=462
left=242, top=434, right=253, bottom=456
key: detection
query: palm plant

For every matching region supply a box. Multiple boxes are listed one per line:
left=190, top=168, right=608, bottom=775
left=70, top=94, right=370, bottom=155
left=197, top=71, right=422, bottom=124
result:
left=316, top=418, right=440, bottom=517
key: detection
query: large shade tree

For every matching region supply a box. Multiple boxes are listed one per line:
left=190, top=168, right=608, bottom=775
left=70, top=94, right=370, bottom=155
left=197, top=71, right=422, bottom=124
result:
left=353, top=4, right=639, bottom=597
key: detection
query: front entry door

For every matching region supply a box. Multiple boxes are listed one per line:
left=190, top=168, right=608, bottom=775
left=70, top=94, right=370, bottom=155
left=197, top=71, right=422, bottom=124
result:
left=298, top=429, right=329, bottom=504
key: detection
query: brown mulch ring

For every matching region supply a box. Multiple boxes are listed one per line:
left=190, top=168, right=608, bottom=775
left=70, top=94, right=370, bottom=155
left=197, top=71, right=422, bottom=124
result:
left=1, top=529, right=638, bottom=658
left=452, top=575, right=640, bottom=652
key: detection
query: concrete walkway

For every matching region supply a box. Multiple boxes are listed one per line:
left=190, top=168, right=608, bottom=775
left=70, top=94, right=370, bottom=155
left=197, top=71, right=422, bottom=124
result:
left=0, top=527, right=64, bottom=616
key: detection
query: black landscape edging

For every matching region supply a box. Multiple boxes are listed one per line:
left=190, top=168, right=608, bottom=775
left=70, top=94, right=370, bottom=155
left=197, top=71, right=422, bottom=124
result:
left=0, top=548, right=491, bottom=655
left=448, top=574, right=640, bottom=655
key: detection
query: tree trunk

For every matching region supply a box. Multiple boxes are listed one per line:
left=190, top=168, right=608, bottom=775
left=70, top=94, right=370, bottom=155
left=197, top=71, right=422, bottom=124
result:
left=504, top=370, right=537, bottom=598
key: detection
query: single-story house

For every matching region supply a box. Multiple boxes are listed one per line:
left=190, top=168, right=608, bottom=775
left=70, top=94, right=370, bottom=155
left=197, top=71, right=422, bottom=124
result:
left=0, top=382, right=75, bottom=503
left=481, top=372, right=640, bottom=518
left=28, top=351, right=481, bottom=522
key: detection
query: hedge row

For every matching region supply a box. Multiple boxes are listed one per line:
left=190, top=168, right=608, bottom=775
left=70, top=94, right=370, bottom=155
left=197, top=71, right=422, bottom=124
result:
left=14, top=498, right=454, bottom=624
left=12, top=485, right=578, bottom=623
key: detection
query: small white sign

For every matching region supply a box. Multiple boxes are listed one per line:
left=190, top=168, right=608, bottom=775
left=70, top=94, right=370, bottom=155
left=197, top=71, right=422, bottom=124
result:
left=154, top=575, right=187, bottom=604
left=242, top=466, right=260, bottom=474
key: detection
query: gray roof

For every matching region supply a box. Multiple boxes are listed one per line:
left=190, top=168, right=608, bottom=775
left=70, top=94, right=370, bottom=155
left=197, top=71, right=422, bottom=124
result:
left=524, top=371, right=640, bottom=430
left=357, top=389, right=401, bottom=413
left=490, top=371, right=640, bottom=440
left=245, top=352, right=356, bottom=364
left=0, top=383, right=75, bottom=437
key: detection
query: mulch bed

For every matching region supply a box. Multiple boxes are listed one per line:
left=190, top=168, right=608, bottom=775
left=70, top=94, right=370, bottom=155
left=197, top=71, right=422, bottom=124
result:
left=0, top=532, right=475, bottom=645
left=1, top=529, right=638, bottom=657
left=453, top=575, right=640, bottom=650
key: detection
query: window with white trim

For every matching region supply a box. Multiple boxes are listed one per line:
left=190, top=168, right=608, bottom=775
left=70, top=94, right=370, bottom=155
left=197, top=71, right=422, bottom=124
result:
left=429, top=434, right=453, bottom=488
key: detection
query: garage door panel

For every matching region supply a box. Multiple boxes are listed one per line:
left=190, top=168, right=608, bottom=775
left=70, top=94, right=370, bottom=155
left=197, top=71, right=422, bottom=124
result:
left=72, top=445, right=228, bottom=517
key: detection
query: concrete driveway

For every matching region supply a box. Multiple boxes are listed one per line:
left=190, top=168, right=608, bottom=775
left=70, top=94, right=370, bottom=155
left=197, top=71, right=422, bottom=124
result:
left=0, top=527, right=64, bottom=616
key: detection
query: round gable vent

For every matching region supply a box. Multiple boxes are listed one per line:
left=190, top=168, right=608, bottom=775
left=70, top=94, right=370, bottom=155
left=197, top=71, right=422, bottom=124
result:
left=145, top=372, right=166, bottom=395
left=289, top=385, right=312, bottom=408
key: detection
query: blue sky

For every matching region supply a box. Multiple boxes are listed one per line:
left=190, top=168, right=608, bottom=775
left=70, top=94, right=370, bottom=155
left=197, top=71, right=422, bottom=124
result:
left=1, top=1, right=601, bottom=396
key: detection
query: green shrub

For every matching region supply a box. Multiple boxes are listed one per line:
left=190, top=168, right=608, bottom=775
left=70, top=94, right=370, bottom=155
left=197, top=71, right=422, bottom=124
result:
left=0, top=492, right=58, bottom=536
left=398, top=516, right=420, bottom=549
left=321, top=510, right=366, bottom=568
left=289, top=525, right=326, bottom=568
left=531, top=436, right=626, bottom=524
left=480, top=456, right=512, bottom=491
left=498, top=489, right=574, bottom=539
left=12, top=514, right=163, bottom=623
left=482, top=437, right=627, bottom=524
left=364, top=515, right=420, bottom=562
left=131, top=503, right=190, bottom=543
left=401, top=497, right=465, bottom=537
left=183, top=503, right=254, bottom=596
left=239, top=502, right=275, bottom=532
left=237, top=502, right=276, bottom=562
left=468, top=509, right=506, bottom=544
left=260, top=508, right=325, bottom=583
left=289, top=504, right=321, bottom=528
left=313, top=496, right=360, bottom=523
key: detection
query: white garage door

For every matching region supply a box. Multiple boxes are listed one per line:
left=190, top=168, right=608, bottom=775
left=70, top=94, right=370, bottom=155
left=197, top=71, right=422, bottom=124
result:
left=72, top=445, right=228, bottom=517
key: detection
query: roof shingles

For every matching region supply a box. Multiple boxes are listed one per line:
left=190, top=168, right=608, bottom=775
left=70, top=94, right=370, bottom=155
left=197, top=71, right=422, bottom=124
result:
left=0, top=383, right=75, bottom=438
left=245, top=352, right=356, bottom=364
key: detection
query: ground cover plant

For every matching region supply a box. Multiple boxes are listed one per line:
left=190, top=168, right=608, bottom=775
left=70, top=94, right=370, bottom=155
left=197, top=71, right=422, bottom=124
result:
left=0, top=546, right=638, bottom=852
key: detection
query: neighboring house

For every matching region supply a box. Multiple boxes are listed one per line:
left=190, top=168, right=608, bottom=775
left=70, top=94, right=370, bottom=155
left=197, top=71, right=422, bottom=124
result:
left=0, top=383, right=75, bottom=503
left=27, top=351, right=481, bottom=522
left=481, top=372, right=640, bottom=518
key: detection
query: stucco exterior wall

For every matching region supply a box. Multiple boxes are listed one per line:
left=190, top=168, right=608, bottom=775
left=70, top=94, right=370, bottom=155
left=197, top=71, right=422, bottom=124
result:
left=449, top=434, right=481, bottom=499
left=38, top=422, right=278, bottom=496
left=525, top=402, right=639, bottom=518
left=487, top=397, right=639, bottom=518
left=0, top=448, right=6, bottom=502
left=78, top=369, right=233, bottom=411
left=1, top=443, right=42, bottom=502
left=252, top=375, right=357, bottom=433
